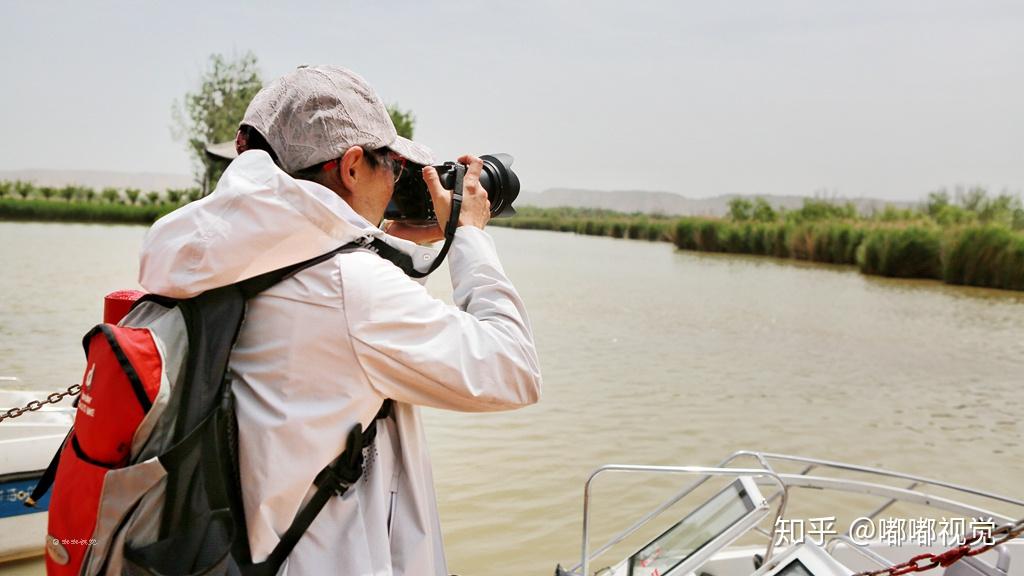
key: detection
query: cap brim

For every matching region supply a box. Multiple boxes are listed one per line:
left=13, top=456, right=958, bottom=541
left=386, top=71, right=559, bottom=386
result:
left=205, top=140, right=239, bottom=161
left=389, top=136, right=434, bottom=166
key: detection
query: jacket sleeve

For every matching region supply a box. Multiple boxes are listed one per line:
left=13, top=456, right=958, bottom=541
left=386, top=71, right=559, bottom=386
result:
left=341, top=226, right=542, bottom=411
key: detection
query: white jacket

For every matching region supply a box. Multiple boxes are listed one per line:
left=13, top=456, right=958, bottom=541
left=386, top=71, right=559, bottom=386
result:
left=138, top=150, right=542, bottom=575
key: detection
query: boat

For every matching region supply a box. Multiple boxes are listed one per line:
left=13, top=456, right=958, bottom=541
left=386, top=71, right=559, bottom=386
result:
left=0, top=291, right=137, bottom=563
left=3, top=390, right=1022, bottom=576
left=555, top=452, right=1024, bottom=576
left=0, top=386, right=75, bottom=563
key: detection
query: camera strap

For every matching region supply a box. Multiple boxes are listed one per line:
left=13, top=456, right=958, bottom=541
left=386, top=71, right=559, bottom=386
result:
left=405, top=163, right=463, bottom=279
left=367, top=164, right=464, bottom=279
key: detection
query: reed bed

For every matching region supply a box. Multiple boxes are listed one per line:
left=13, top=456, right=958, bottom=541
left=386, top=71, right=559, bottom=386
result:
left=0, top=180, right=196, bottom=225
left=942, top=225, right=1024, bottom=291
left=491, top=206, right=1024, bottom=292
left=493, top=209, right=672, bottom=242
left=857, top=225, right=943, bottom=279
left=671, top=219, right=869, bottom=265
left=5, top=180, right=1023, bottom=292
left=0, top=199, right=175, bottom=224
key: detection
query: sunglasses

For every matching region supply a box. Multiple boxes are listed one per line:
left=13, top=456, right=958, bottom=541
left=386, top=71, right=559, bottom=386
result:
left=382, top=149, right=407, bottom=184
left=321, top=148, right=407, bottom=184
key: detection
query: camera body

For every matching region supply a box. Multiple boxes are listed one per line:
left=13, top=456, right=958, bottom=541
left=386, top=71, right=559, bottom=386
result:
left=384, top=153, right=520, bottom=224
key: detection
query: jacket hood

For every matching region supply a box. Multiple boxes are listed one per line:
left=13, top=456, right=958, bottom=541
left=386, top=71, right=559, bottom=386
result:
left=139, top=150, right=434, bottom=298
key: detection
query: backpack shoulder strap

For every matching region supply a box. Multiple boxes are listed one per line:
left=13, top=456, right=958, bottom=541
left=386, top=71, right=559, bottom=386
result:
left=208, top=242, right=388, bottom=573
left=237, top=400, right=392, bottom=576
left=236, top=241, right=362, bottom=299
left=158, top=242, right=367, bottom=543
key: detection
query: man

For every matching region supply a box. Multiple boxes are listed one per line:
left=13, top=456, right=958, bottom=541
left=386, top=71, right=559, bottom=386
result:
left=139, top=65, right=542, bottom=575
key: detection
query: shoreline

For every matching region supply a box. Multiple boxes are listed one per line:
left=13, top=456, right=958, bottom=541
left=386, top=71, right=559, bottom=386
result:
left=2, top=197, right=1021, bottom=292
left=0, top=199, right=172, bottom=225
left=490, top=212, right=1024, bottom=292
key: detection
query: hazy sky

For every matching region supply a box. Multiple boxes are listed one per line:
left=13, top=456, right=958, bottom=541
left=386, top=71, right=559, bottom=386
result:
left=1, top=0, right=1021, bottom=200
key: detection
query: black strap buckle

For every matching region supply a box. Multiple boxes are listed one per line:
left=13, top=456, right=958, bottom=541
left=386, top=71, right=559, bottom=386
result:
left=313, top=424, right=366, bottom=496
left=314, top=464, right=359, bottom=497
left=240, top=402, right=391, bottom=575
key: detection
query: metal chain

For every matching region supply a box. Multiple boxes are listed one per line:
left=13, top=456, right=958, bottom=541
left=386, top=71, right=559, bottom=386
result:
left=853, top=518, right=1024, bottom=576
left=0, top=384, right=81, bottom=423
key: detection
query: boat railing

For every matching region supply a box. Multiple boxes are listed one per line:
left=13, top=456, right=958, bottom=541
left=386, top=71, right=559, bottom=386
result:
left=574, top=465, right=789, bottom=576
left=569, top=451, right=1024, bottom=576
left=744, top=452, right=1024, bottom=519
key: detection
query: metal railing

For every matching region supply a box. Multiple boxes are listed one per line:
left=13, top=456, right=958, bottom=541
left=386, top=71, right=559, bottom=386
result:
left=568, top=452, right=1024, bottom=576
left=574, top=464, right=788, bottom=576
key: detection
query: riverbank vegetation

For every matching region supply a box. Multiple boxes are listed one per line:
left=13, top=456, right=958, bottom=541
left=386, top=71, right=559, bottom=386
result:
left=3, top=180, right=1022, bottom=291
left=0, top=181, right=199, bottom=224
left=492, top=189, right=1024, bottom=291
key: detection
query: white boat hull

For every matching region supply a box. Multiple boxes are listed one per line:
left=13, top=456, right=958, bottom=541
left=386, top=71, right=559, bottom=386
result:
left=0, top=391, right=74, bottom=563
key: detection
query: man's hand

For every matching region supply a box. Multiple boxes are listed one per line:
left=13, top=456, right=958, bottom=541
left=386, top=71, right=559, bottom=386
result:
left=422, top=154, right=491, bottom=232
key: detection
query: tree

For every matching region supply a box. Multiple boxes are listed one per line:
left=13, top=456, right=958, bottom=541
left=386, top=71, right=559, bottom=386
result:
left=388, top=105, right=416, bottom=139
left=146, top=191, right=161, bottom=205
left=752, top=198, right=778, bottom=222
left=172, top=52, right=262, bottom=188
left=14, top=181, right=32, bottom=199
left=790, top=198, right=857, bottom=222
left=125, top=188, right=141, bottom=205
left=59, top=185, right=76, bottom=202
left=728, top=197, right=753, bottom=221
left=39, top=186, right=56, bottom=201
left=976, top=191, right=1020, bottom=226
left=957, top=186, right=987, bottom=212
left=924, top=189, right=950, bottom=218
left=0, top=181, right=10, bottom=199
left=101, top=187, right=120, bottom=204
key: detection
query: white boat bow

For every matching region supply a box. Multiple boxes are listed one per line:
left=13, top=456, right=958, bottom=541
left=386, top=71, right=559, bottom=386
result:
left=561, top=452, right=1024, bottom=576
left=0, top=388, right=75, bottom=563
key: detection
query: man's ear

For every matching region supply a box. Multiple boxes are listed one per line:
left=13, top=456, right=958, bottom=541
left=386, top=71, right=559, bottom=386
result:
left=339, top=146, right=365, bottom=189
left=235, top=129, right=247, bottom=155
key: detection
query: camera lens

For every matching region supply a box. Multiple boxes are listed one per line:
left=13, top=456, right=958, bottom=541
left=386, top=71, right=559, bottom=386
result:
left=478, top=154, right=520, bottom=218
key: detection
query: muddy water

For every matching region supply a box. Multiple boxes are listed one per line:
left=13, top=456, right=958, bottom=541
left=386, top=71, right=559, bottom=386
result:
left=1, top=221, right=1022, bottom=575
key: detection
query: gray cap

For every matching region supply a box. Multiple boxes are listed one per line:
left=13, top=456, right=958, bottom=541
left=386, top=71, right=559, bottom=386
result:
left=241, top=65, right=433, bottom=173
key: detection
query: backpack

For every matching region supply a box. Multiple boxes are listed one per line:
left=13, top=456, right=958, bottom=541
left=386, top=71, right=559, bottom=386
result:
left=31, top=242, right=391, bottom=576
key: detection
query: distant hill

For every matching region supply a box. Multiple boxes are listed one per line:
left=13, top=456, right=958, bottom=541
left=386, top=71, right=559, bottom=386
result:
left=517, top=188, right=912, bottom=217
left=0, top=169, right=195, bottom=192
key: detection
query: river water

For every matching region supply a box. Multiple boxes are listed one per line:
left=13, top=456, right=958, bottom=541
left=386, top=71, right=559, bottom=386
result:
left=1, top=221, right=1022, bottom=575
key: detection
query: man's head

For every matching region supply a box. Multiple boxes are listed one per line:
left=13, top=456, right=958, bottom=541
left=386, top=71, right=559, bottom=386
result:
left=239, top=65, right=432, bottom=222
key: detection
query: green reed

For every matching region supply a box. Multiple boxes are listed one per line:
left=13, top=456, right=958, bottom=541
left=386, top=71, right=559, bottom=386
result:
left=7, top=186, right=1019, bottom=292
left=494, top=209, right=1023, bottom=290
left=942, top=225, right=1024, bottom=290
left=0, top=199, right=175, bottom=224
left=856, top=225, right=943, bottom=279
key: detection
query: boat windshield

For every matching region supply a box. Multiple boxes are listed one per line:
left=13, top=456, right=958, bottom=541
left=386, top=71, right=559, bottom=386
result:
left=628, top=480, right=755, bottom=576
left=776, top=559, right=814, bottom=576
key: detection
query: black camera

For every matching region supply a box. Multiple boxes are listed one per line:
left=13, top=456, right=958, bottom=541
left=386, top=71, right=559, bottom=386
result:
left=385, top=153, right=520, bottom=224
